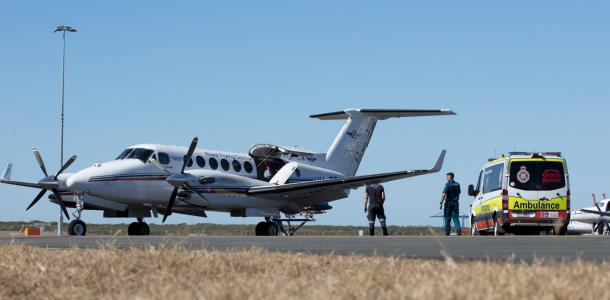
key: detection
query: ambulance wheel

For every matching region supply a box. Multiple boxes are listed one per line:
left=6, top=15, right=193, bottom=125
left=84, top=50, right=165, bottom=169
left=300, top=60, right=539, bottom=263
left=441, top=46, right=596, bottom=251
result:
left=493, top=218, right=504, bottom=236
left=255, top=222, right=268, bottom=236
left=471, top=222, right=478, bottom=236
left=266, top=221, right=278, bottom=236
left=68, top=220, right=87, bottom=236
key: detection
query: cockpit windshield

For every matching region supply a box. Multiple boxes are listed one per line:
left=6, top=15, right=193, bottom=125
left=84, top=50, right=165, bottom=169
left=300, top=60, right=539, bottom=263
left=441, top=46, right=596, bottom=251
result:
left=116, top=148, right=154, bottom=163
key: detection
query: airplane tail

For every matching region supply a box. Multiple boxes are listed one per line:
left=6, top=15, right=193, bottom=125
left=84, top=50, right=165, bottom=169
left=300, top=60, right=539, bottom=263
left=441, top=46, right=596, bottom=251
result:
left=310, top=109, right=455, bottom=176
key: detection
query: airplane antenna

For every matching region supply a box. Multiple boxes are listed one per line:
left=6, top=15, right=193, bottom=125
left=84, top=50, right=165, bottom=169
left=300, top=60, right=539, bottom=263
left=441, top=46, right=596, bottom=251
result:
left=54, top=25, right=77, bottom=236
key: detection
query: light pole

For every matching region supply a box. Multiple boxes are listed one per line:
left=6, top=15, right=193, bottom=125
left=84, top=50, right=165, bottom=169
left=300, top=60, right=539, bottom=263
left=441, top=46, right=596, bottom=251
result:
left=54, top=25, right=77, bottom=236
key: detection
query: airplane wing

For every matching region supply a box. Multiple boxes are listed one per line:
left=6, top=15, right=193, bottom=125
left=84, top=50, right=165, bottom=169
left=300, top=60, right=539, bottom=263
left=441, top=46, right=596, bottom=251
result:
left=579, top=209, right=610, bottom=217
left=247, top=150, right=446, bottom=200
left=0, top=163, right=44, bottom=189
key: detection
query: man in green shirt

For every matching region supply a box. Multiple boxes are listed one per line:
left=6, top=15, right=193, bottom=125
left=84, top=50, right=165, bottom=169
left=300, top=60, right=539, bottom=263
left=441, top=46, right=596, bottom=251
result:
left=440, top=172, right=461, bottom=236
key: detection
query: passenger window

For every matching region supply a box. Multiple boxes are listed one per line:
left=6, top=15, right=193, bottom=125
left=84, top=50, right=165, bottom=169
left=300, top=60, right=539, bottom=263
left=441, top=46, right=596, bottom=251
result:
left=244, top=161, right=253, bottom=173
left=483, top=164, right=503, bottom=193
left=196, top=156, right=205, bottom=168
left=232, top=160, right=242, bottom=172
left=209, top=158, right=218, bottom=170
left=221, top=159, right=230, bottom=171
left=158, top=152, right=170, bottom=165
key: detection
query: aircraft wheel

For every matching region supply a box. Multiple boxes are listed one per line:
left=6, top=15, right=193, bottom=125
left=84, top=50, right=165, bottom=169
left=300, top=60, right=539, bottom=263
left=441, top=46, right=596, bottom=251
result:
left=68, top=219, right=87, bottom=236
left=138, top=222, right=150, bottom=236
left=255, top=222, right=268, bottom=236
left=266, top=221, right=278, bottom=236
left=128, top=222, right=140, bottom=236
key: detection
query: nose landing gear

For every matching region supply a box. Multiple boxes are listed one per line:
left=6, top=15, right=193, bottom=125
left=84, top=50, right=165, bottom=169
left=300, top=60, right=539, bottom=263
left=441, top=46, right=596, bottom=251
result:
left=68, top=194, right=87, bottom=236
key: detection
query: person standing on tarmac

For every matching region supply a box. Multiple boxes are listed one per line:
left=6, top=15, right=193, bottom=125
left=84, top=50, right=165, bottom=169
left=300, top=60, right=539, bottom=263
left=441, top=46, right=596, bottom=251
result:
left=440, top=172, right=462, bottom=236
left=364, top=184, right=389, bottom=236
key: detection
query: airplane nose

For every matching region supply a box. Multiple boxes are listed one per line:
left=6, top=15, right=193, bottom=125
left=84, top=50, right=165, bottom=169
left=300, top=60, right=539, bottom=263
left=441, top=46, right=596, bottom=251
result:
left=66, top=172, right=89, bottom=193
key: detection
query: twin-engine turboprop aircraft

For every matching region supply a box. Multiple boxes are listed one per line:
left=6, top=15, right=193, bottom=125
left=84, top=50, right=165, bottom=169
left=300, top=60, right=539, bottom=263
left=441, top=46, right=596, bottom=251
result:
left=1, top=108, right=455, bottom=236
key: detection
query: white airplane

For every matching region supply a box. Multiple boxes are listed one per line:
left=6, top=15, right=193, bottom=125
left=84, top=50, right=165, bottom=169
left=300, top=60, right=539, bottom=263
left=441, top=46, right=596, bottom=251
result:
left=570, top=193, right=610, bottom=235
left=1, top=108, right=454, bottom=236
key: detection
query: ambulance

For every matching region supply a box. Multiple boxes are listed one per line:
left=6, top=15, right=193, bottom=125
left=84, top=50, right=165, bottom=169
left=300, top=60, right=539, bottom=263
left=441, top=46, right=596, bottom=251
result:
left=468, top=152, right=570, bottom=235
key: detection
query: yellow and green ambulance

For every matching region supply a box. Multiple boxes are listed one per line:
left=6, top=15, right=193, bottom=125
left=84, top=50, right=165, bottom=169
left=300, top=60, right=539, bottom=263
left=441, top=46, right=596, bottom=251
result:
left=468, top=152, right=570, bottom=235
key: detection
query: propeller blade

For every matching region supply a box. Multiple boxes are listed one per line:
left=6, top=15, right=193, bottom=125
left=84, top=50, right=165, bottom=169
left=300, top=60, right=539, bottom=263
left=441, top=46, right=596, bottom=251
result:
left=181, top=137, right=198, bottom=174
left=162, top=187, right=178, bottom=223
left=593, top=194, right=602, bottom=212
left=26, top=189, right=48, bottom=210
left=32, top=148, right=48, bottom=177
left=54, top=155, right=77, bottom=179
left=51, top=190, right=70, bottom=220
left=149, top=158, right=171, bottom=175
left=182, top=184, right=211, bottom=206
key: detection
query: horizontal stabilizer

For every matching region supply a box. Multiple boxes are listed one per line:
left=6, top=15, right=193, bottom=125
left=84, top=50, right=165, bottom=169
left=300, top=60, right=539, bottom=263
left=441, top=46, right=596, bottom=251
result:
left=580, top=209, right=610, bottom=217
left=310, top=109, right=456, bottom=120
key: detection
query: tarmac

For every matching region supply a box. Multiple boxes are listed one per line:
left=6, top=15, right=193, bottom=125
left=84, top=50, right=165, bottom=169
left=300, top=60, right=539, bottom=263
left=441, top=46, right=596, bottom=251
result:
left=1, top=235, right=610, bottom=261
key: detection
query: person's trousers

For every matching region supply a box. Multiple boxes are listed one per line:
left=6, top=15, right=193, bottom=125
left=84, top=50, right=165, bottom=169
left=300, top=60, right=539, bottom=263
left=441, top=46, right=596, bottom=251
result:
left=368, top=206, right=389, bottom=236
left=444, top=202, right=461, bottom=235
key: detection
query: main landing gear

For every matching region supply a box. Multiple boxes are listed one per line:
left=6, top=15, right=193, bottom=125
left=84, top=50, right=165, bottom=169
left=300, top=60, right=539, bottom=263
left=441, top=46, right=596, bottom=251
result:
left=128, top=218, right=150, bottom=236
left=254, top=215, right=315, bottom=236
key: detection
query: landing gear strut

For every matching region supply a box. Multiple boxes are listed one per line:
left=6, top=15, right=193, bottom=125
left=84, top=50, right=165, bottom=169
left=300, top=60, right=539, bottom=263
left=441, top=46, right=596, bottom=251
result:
left=254, top=214, right=315, bottom=236
left=68, top=194, right=87, bottom=236
left=128, top=218, right=150, bottom=236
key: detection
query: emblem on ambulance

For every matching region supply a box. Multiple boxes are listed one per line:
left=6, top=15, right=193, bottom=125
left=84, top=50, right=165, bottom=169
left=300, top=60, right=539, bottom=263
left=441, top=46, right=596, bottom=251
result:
left=516, top=166, right=530, bottom=183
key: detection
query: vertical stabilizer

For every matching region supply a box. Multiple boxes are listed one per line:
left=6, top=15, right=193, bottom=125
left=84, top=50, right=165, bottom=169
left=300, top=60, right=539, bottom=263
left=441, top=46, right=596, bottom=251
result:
left=310, top=108, right=455, bottom=176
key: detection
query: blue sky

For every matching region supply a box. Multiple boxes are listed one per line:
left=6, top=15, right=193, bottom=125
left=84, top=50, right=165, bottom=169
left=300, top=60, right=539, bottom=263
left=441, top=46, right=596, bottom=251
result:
left=0, top=1, right=609, bottom=226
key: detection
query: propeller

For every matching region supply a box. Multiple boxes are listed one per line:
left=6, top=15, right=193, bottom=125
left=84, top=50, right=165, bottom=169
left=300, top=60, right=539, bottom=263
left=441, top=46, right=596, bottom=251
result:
left=592, top=194, right=610, bottom=234
left=27, top=148, right=76, bottom=220
left=157, top=137, right=210, bottom=223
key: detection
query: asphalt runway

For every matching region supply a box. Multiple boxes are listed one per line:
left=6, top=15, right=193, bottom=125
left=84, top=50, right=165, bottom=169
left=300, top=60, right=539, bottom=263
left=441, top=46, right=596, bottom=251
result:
left=1, top=235, right=609, bottom=261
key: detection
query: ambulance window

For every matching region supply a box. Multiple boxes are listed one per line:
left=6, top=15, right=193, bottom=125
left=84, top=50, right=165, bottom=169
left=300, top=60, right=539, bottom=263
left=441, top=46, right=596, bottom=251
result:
left=158, top=152, right=170, bottom=165
left=232, top=160, right=241, bottom=172
left=116, top=149, right=133, bottom=160
left=196, top=156, right=205, bottom=168
left=475, top=170, right=483, bottom=193
left=127, top=148, right=154, bottom=163
left=244, top=161, right=253, bottom=173
left=483, top=164, right=503, bottom=193
left=510, top=161, right=565, bottom=191
left=221, top=159, right=230, bottom=171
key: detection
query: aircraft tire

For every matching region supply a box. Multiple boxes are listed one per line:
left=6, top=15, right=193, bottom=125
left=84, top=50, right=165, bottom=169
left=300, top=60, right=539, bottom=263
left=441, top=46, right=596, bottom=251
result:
left=138, top=222, right=150, bottom=235
left=128, top=222, right=139, bottom=236
left=255, top=222, right=268, bottom=236
left=68, top=219, right=87, bottom=236
left=266, top=221, right=278, bottom=236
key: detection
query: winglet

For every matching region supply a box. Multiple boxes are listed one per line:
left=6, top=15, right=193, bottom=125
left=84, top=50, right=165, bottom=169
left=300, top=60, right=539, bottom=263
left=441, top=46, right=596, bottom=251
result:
left=430, top=150, right=446, bottom=173
left=1, top=163, right=12, bottom=181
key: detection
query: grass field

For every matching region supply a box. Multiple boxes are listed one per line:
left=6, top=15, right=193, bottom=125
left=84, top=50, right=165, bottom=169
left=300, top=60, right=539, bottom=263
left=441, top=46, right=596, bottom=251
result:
left=0, top=244, right=606, bottom=299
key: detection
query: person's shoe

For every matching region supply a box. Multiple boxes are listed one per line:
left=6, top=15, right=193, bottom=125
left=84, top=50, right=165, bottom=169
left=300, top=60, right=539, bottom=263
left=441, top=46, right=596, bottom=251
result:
left=457, top=231, right=462, bottom=236
left=369, top=230, right=375, bottom=236
left=382, top=229, right=389, bottom=236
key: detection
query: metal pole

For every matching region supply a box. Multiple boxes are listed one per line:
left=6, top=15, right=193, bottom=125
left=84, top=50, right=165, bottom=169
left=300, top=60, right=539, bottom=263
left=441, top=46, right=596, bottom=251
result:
left=58, top=30, right=65, bottom=236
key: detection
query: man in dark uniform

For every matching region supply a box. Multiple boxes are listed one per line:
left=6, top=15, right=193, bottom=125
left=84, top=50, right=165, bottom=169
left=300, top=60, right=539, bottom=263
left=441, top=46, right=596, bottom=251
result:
left=440, top=172, right=461, bottom=236
left=364, top=184, right=389, bottom=236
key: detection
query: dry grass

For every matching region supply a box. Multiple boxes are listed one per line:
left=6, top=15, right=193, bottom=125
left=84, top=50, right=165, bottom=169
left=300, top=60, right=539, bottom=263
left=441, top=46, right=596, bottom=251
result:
left=0, top=244, right=606, bottom=300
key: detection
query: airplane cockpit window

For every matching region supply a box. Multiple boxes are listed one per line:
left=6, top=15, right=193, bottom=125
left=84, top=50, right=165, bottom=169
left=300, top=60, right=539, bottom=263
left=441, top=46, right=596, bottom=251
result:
left=116, top=149, right=133, bottom=160
left=125, top=148, right=154, bottom=163
left=158, top=152, right=170, bottom=165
